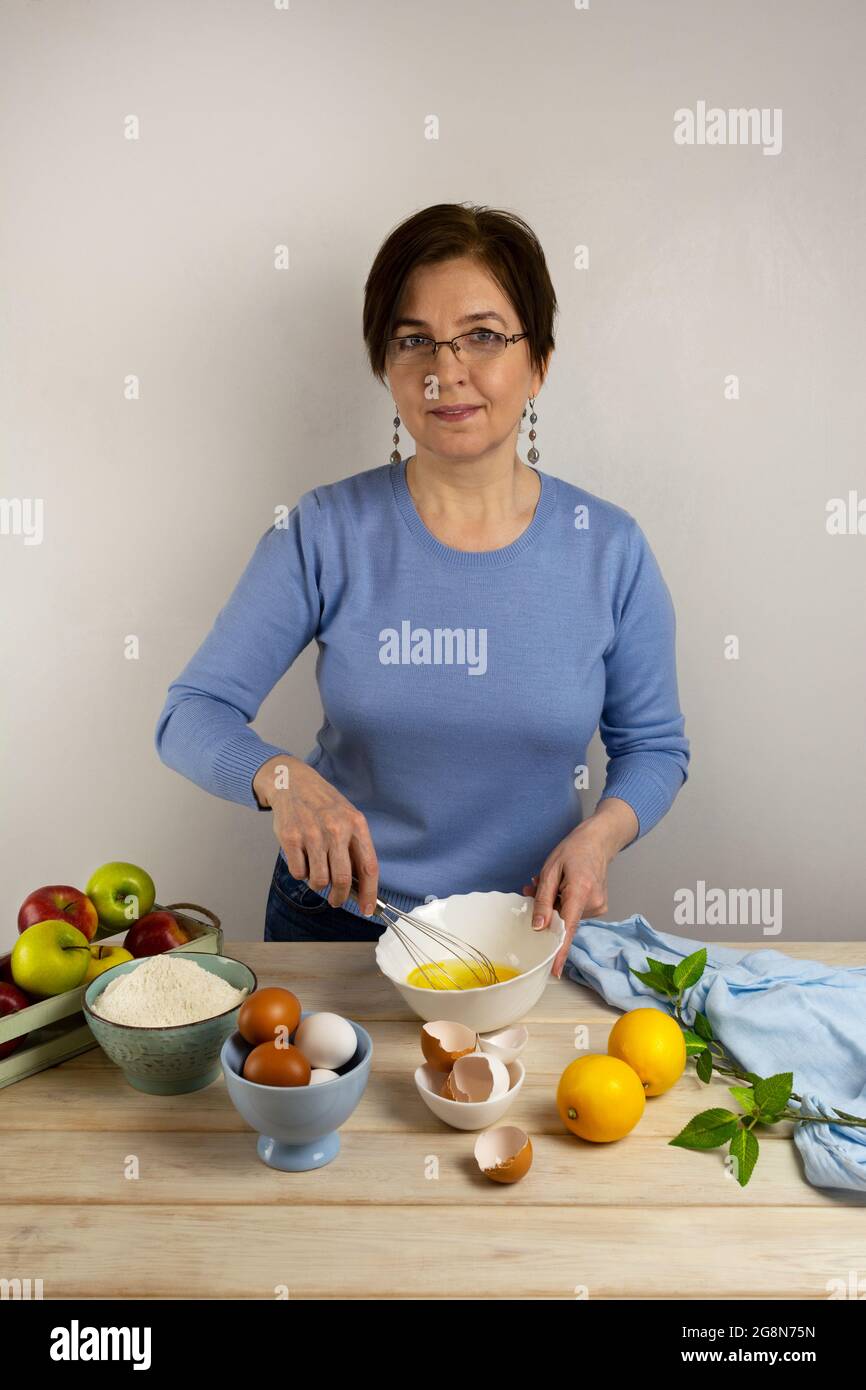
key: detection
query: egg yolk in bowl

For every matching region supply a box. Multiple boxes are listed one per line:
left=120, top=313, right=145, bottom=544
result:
left=406, top=959, right=521, bottom=990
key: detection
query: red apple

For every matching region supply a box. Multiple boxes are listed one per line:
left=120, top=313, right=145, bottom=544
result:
left=123, top=911, right=190, bottom=958
left=0, top=981, right=33, bottom=1060
left=17, top=884, right=99, bottom=943
left=0, top=954, right=34, bottom=1001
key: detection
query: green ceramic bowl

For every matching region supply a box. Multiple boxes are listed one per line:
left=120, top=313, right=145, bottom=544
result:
left=83, top=952, right=257, bottom=1094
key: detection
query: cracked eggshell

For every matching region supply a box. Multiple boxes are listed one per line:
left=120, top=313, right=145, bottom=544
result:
left=421, top=1020, right=478, bottom=1071
left=474, top=1126, right=533, bottom=1183
left=415, top=1060, right=525, bottom=1132
left=445, top=1052, right=510, bottom=1103
left=477, top=1025, right=529, bottom=1064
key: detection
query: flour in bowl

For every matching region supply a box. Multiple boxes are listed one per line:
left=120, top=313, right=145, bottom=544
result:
left=90, top=953, right=248, bottom=1027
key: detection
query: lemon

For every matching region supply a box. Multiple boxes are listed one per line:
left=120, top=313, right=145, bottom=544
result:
left=556, top=1054, right=646, bottom=1142
left=607, top=1007, right=686, bottom=1096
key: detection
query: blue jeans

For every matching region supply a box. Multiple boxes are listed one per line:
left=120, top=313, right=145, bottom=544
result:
left=264, top=851, right=388, bottom=942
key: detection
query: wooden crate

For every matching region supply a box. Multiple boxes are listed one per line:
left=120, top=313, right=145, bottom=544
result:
left=0, top=903, right=223, bottom=1089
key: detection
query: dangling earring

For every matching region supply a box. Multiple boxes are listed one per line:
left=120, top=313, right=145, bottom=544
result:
left=524, top=397, right=539, bottom=464
left=390, top=402, right=402, bottom=465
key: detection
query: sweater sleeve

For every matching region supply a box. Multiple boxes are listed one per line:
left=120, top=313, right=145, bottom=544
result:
left=154, top=490, right=325, bottom=811
left=596, top=516, right=690, bottom=844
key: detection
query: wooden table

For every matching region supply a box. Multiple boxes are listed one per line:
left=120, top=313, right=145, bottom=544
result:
left=3, top=941, right=864, bottom=1300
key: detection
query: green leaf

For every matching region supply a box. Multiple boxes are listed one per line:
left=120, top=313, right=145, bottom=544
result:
left=729, top=1127, right=759, bottom=1186
left=754, top=1072, right=793, bottom=1116
left=728, top=1085, right=757, bottom=1114
left=743, top=1071, right=764, bottom=1087
left=630, top=967, right=676, bottom=996
left=670, top=1108, right=740, bottom=1150
left=695, top=1048, right=714, bottom=1083
left=683, top=1029, right=708, bottom=1056
left=694, top=1011, right=714, bottom=1042
left=646, top=957, right=677, bottom=984
left=673, top=948, right=707, bottom=992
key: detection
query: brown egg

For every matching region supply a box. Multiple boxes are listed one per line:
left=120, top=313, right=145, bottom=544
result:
left=243, top=1041, right=311, bottom=1087
left=238, top=987, right=301, bottom=1046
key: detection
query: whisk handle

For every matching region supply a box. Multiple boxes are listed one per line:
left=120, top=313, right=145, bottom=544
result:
left=347, top=873, right=394, bottom=925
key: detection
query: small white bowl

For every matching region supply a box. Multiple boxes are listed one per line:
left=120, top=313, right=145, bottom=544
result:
left=477, top=1024, right=529, bottom=1064
left=376, top=891, right=564, bottom=1033
left=414, top=1059, right=525, bottom=1131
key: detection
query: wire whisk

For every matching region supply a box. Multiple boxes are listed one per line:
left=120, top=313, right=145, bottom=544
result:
left=346, top=874, right=500, bottom=990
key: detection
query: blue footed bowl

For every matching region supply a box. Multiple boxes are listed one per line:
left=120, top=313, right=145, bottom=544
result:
left=84, top=953, right=257, bottom=1095
left=220, top=1010, right=373, bottom=1171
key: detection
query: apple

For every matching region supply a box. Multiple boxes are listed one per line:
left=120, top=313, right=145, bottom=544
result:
left=0, top=981, right=32, bottom=1060
left=83, top=942, right=134, bottom=985
left=123, top=911, right=190, bottom=958
left=17, top=884, right=99, bottom=942
left=11, top=921, right=91, bottom=997
left=85, top=861, right=156, bottom=929
left=0, top=953, right=35, bottom=1001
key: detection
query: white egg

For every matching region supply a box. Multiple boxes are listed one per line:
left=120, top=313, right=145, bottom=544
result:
left=309, top=1069, right=340, bottom=1085
left=294, top=1012, right=357, bottom=1070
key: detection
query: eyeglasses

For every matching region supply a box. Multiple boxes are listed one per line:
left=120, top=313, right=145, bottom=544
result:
left=386, top=329, right=529, bottom=366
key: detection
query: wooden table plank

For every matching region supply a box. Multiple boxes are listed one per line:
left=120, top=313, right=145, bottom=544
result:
left=0, top=1129, right=846, bottom=1207
left=2, top=1205, right=862, bottom=1299
left=169, top=940, right=866, bottom=1020
left=0, top=1054, right=798, bottom=1138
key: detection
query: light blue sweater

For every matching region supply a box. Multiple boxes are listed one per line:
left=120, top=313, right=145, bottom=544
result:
left=154, top=459, right=690, bottom=917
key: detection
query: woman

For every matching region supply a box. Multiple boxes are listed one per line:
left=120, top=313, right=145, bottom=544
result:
left=155, top=202, right=690, bottom=977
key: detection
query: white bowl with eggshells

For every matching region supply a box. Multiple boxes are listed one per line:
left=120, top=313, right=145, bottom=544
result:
left=415, top=1055, right=526, bottom=1132
left=375, top=890, right=565, bottom=1033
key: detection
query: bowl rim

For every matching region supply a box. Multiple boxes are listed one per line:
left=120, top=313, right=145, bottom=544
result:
left=220, top=1017, right=372, bottom=1092
left=83, top=952, right=257, bottom=1033
left=414, top=1057, right=525, bottom=1106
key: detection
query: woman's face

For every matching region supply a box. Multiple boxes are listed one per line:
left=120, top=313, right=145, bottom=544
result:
left=386, top=255, right=546, bottom=467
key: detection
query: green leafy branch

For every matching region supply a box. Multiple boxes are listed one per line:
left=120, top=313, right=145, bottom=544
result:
left=630, top=948, right=866, bottom=1187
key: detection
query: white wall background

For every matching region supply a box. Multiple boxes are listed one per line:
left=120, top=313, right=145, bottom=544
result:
left=2, top=0, right=864, bottom=945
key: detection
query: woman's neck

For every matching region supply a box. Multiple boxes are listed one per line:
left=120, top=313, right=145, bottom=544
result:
left=404, top=452, right=541, bottom=550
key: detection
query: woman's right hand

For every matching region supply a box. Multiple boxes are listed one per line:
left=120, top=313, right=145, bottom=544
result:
left=253, top=754, right=380, bottom=917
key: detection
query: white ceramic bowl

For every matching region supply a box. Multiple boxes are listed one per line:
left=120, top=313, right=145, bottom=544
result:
left=414, top=1059, right=525, bottom=1131
left=375, top=890, right=565, bottom=1032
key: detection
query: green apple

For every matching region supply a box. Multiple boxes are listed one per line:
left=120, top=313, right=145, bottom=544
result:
left=83, top=942, right=134, bottom=985
left=12, top=921, right=91, bottom=996
left=85, top=861, right=156, bottom=928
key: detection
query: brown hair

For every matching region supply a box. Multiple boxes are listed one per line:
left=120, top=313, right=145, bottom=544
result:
left=363, top=202, right=558, bottom=385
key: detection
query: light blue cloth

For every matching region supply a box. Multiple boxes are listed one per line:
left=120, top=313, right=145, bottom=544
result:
left=564, top=915, right=866, bottom=1194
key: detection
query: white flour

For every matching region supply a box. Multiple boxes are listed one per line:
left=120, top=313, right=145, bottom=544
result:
left=91, top=953, right=248, bottom=1027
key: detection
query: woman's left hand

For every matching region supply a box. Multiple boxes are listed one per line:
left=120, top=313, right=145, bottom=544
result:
left=521, top=823, right=613, bottom=979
